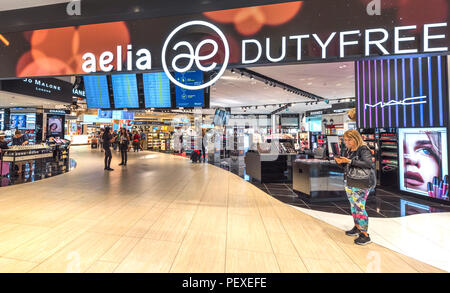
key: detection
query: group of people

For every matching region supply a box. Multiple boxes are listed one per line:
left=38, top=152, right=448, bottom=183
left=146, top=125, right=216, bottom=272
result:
left=100, top=127, right=147, bottom=171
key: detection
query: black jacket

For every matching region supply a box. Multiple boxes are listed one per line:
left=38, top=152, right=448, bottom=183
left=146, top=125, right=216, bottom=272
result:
left=344, top=145, right=376, bottom=188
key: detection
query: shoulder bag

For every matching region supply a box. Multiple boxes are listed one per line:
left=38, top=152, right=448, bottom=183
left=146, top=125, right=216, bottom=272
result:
left=345, top=146, right=372, bottom=189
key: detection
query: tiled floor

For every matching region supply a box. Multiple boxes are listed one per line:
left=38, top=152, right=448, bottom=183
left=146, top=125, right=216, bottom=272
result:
left=0, top=146, right=444, bottom=273
left=212, top=160, right=450, bottom=218
left=258, top=183, right=450, bottom=218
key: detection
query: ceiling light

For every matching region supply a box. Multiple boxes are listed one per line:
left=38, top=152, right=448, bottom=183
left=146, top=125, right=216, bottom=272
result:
left=231, top=69, right=235, bottom=74
left=250, top=76, right=254, bottom=80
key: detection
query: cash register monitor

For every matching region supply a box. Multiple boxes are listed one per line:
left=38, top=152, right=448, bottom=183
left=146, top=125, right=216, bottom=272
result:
left=327, top=135, right=340, bottom=158
left=313, top=147, right=326, bottom=159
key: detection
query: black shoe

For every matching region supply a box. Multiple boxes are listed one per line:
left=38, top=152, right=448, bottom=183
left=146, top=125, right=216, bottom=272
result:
left=119, top=163, right=124, bottom=166
left=354, top=233, right=372, bottom=245
left=345, top=226, right=360, bottom=236
left=106, top=168, right=114, bottom=171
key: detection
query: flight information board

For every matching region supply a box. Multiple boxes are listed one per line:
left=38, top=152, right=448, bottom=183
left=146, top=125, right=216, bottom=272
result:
left=111, top=74, right=139, bottom=109
left=143, top=72, right=171, bottom=108
left=175, top=70, right=204, bottom=107
left=83, top=75, right=110, bottom=109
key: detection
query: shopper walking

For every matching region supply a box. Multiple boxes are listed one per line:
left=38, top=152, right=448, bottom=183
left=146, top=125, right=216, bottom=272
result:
left=118, top=128, right=130, bottom=166
left=334, top=130, right=375, bottom=245
left=112, top=130, right=118, bottom=151
left=132, top=131, right=141, bottom=152
left=140, top=129, right=146, bottom=151
left=102, top=127, right=114, bottom=171
left=201, top=129, right=207, bottom=163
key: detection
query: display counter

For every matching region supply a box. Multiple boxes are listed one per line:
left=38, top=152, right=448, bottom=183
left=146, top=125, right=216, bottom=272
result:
left=292, top=158, right=347, bottom=202
left=245, top=151, right=297, bottom=183
left=0, top=142, right=71, bottom=181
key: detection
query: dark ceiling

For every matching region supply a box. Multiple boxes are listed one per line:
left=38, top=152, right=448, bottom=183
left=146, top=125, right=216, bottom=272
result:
left=0, top=0, right=303, bottom=33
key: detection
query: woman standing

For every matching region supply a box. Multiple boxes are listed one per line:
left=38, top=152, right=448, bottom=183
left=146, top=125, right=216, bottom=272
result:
left=335, top=130, right=375, bottom=246
left=118, top=128, right=130, bottom=166
left=102, top=127, right=114, bottom=171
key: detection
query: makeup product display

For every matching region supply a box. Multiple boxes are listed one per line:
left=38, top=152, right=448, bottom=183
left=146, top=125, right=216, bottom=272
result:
left=379, top=129, right=398, bottom=187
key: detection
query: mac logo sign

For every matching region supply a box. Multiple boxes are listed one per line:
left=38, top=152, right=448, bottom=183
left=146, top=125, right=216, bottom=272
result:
left=364, top=96, right=428, bottom=109
left=161, top=20, right=230, bottom=91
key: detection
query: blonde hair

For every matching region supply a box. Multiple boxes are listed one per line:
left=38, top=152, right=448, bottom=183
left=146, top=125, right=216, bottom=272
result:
left=343, top=130, right=365, bottom=149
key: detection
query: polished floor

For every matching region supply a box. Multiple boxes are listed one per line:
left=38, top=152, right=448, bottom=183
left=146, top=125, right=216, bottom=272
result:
left=0, top=146, right=445, bottom=273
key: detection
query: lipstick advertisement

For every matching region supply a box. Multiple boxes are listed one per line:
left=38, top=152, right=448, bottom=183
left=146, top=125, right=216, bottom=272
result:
left=399, top=128, right=449, bottom=200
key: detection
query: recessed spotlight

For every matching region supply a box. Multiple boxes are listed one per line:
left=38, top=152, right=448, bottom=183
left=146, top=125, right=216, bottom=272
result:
left=231, top=69, right=235, bottom=74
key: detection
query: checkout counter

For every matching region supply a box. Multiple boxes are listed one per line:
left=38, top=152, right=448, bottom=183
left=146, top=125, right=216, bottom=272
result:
left=245, top=139, right=297, bottom=183
left=292, top=158, right=347, bottom=202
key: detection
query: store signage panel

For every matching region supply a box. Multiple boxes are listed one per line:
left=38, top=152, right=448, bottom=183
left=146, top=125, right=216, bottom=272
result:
left=0, top=78, right=73, bottom=103
left=356, top=55, right=449, bottom=128
left=398, top=127, right=449, bottom=201
left=0, top=0, right=449, bottom=81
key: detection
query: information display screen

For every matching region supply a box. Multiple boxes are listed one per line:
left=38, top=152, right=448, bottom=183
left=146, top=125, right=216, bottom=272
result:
left=213, top=108, right=230, bottom=126
left=111, top=74, right=139, bottom=109
left=10, top=113, right=35, bottom=130
left=143, top=72, right=171, bottom=108
left=308, top=117, right=322, bottom=132
left=98, top=110, right=134, bottom=120
left=281, top=117, right=299, bottom=127
left=47, top=115, right=64, bottom=137
left=175, top=71, right=204, bottom=107
left=84, top=75, right=110, bottom=109
left=399, top=128, right=449, bottom=200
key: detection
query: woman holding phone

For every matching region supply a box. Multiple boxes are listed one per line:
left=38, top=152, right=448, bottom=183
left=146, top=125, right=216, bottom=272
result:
left=335, top=130, right=375, bottom=246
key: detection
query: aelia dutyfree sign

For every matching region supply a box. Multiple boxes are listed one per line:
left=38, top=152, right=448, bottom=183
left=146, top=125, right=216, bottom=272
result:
left=0, top=0, right=449, bottom=84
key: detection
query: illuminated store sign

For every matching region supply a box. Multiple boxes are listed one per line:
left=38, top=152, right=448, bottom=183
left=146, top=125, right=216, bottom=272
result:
left=356, top=55, right=448, bottom=128
left=1, top=0, right=449, bottom=80
left=364, top=96, right=427, bottom=110
left=81, top=22, right=447, bottom=91
left=0, top=77, right=73, bottom=103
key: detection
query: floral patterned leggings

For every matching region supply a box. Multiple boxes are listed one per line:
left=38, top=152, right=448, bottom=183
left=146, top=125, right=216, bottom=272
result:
left=345, top=186, right=370, bottom=235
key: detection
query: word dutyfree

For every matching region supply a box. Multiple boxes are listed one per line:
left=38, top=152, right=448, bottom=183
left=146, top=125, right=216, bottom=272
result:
left=242, top=23, right=448, bottom=64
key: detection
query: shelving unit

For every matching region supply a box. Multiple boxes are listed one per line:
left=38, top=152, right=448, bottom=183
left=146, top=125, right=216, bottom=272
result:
left=379, top=128, right=398, bottom=187
left=146, top=127, right=173, bottom=153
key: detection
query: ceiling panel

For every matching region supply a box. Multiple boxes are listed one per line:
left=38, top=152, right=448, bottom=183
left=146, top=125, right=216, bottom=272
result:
left=211, top=61, right=355, bottom=115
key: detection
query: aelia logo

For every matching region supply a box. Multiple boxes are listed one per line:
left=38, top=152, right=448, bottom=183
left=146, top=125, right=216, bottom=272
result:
left=364, top=96, right=427, bottom=109
left=161, top=20, right=230, bottom=91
